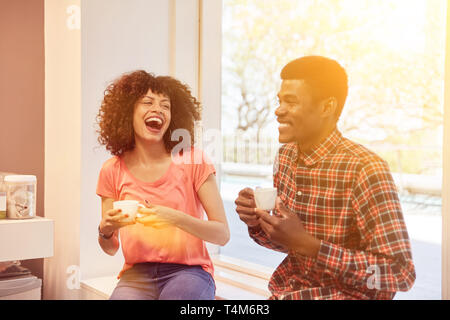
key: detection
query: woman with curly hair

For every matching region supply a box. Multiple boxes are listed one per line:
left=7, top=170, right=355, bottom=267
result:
left=95, top=70, right=229, bottom=300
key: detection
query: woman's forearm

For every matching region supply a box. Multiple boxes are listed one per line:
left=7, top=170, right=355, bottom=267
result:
left=172, top=209, right=230, bottom=246
left=98, top=231, right=120, bottom=256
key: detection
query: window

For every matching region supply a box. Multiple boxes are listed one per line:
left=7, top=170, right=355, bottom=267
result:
left=220, top=0, right=446, bottom=299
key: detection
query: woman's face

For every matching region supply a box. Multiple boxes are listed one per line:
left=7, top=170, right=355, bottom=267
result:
left=133, top=88, right=171, bottom=145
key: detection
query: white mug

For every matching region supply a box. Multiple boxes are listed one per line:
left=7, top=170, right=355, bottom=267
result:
left=254, top=187, right=278, bottom=211
left=113, top=200, right=145, bottom=222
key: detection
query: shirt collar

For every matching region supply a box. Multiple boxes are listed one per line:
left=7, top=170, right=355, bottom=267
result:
left=292, top=127, right=343, bottom=167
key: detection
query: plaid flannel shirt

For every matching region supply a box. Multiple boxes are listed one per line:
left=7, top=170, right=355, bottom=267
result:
left=248, top=127, right=415, bottom=300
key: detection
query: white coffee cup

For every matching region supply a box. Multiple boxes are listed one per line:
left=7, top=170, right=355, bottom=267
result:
left=113, top=200, right=145, bottom=222
left=254, top=187, right=278, bottom=211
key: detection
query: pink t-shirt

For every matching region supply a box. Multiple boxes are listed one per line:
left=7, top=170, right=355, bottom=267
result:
left=96, top=148, right=216, bottom=279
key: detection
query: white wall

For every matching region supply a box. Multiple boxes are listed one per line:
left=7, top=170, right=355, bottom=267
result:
left=44, top=0, right=221, bottom=299
left=80, top=0, right=172, bottom=280
left=79, top=0, right=222, bottom=280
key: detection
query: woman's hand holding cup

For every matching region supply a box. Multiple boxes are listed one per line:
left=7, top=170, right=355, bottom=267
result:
left=99, top=208, right=135, bottom=237
left=99, top=200, right=143, bottom=237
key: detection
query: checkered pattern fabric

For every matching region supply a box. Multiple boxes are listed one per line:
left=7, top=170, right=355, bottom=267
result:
left=248, top=127, right=416, bottom=300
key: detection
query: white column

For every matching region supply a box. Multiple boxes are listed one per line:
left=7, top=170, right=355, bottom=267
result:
left=199, top=0, right=223, bottom=255
left=200, top=0, right=222, bottom=164
left=44, top=0, right=82, bottom=300
left=172, top=0, right=200, bottom=96
left=442, top=0, right=450, bottom=301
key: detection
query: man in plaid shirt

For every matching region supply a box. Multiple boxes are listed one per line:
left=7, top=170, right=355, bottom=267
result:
left=234, top=56, right=415, bottom=300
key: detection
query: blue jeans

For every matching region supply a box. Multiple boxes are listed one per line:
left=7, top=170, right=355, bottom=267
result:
left=109, top=262, right=215, bottom=300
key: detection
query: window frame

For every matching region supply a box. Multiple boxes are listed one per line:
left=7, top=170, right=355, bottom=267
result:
left=211, top=0, right=450, bottom=300
left=441, top=0, right=450, bottom=301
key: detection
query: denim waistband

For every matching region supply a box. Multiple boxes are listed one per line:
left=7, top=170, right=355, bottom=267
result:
left=128, top=262, right=204, bottom=277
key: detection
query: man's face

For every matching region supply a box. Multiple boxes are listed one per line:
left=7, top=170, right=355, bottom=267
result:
left=275, top=79, right=323, bottom=144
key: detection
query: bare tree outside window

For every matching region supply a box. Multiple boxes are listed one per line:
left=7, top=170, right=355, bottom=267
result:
left=222, top=0, right=445, bottom=176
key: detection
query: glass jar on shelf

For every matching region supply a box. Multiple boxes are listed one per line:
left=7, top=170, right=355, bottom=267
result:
left=4, top=175, right=37, bottom=219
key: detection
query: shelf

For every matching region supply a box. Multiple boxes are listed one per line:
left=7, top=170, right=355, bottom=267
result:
left=0, top=217, right=54, bottom=262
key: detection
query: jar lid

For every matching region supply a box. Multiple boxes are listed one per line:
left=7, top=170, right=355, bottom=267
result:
left=4, top=175, right=37, bottom=183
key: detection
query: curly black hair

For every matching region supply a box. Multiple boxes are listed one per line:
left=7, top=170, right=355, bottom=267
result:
left=96, top=70, right=201, bottom=156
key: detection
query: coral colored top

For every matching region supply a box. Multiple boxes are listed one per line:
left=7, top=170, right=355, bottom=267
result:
left=96, top=148, right=216, bottom=279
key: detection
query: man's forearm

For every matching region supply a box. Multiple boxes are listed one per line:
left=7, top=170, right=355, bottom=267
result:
left=292, top=233, right=321, bottom=258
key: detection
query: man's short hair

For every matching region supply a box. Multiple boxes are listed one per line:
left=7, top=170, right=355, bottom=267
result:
left=280, top=56, right=348, bottom=118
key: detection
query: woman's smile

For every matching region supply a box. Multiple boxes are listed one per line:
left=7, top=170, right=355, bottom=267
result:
left=144, top=114, right=165, bottom=133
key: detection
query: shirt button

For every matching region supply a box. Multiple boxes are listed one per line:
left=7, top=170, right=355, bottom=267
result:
left=297, top=191, right=302, bottom=196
